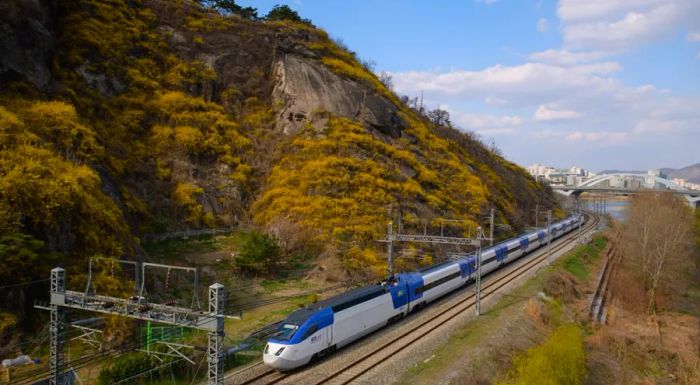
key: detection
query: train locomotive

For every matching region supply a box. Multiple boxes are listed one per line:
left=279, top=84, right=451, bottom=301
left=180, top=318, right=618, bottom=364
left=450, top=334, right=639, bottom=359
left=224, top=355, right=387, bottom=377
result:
left=263, top=214, right=583, bottom=370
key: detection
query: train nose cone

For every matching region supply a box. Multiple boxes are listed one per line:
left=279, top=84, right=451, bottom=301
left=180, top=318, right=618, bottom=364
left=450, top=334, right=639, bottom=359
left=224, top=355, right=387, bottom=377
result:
left=263, top=343, right=293, bottom=370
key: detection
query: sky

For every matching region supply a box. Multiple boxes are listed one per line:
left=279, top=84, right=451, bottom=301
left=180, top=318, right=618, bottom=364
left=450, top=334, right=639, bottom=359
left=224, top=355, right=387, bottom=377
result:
left=239, top=0, right=700, bottom=172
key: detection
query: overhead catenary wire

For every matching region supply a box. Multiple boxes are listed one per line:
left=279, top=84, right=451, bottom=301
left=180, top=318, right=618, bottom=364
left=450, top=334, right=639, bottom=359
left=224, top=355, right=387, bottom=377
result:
left=0, top=279, right=51, bottom=290
left=225, top=283, right=347, bottom=313
left=108, top=357, right=186, bottom=385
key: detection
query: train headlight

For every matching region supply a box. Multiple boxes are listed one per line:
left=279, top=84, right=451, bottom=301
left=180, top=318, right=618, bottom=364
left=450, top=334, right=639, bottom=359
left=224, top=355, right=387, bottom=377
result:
left=264, top=344, right=269, bottom=354
left=275, top=347, right=285, bottom=356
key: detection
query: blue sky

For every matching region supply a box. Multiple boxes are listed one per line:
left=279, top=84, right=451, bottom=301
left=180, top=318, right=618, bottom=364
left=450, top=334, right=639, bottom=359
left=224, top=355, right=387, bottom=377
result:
left=240, top=0, right=700, bottom=171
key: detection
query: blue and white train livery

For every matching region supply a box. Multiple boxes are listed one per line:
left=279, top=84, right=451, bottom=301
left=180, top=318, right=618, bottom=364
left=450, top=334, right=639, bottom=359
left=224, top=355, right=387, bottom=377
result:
left=263, top=214, right=584, bottom=370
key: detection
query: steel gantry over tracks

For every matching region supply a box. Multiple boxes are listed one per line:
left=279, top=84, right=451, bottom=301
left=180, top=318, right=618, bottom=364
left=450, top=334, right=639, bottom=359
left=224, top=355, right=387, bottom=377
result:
left=47, top=266, right=226, bottom=385
left=379, top=220, right=490, bottom=316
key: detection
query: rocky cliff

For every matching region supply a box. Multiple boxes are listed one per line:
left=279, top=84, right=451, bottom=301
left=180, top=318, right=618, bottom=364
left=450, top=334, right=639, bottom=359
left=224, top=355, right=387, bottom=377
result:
left=272, top=54, right=404, bottom=137
left=0, top=0, right=557, bottom=285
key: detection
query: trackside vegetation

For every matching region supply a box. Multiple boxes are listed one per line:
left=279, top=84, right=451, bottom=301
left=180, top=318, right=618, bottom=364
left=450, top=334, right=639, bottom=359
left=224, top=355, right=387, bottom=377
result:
left=497, top=324, right=586, bottom=385
left=395, top=234, right=609, bottom=385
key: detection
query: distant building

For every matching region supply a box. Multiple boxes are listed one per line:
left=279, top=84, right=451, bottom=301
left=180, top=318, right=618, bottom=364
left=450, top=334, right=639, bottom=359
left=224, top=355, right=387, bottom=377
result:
left=646, top=169, right=668, bottom=189
left=673, top=178, right=687, bottom=188
left=527, top=163, right=593, bottom=186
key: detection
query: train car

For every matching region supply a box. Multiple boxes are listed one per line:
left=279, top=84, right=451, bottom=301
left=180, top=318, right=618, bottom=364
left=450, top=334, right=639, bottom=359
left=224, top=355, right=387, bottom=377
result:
left=263, top=279, right=415, bottom=369
left=264, top=214, right=584, bottom=370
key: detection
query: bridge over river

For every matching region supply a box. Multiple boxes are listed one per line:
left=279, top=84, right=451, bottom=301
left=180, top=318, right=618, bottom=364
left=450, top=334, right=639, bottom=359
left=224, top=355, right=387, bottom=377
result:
left=550, top=173, right=700, bottom=208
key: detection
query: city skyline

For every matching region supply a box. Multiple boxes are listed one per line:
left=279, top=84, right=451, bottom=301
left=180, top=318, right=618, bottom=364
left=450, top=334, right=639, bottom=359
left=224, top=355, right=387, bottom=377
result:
left=239, top=0, right=700, bottom=170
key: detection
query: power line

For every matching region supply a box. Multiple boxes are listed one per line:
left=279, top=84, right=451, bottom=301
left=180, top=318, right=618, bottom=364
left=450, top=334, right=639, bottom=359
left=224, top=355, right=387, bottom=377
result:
left=109, top=358, right=185, bottom=385
left=0, top=279, right=50, bottom=290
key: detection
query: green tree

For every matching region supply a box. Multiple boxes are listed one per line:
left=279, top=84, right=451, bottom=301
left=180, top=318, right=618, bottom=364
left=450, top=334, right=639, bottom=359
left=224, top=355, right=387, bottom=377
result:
left=235, top=230, right=281, bottom=273
left=265, top=4, right=306, bottom=23
left=199, top=0, right=258, bottom=19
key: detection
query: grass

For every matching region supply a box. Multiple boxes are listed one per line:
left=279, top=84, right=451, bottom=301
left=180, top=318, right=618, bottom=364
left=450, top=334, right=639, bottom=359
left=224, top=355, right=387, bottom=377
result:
left=561, top=234, right=607, bottom=280
left=143, top=232, right=244, bottom=262
left=394, top=258, right=552, bottom=384
left=677, top=275, right=700, bottom=317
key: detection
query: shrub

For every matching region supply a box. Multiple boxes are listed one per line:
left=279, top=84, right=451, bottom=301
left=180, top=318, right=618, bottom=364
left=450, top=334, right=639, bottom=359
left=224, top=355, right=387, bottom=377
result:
left=499, top=324, right=587, bottom=385
left=171, top=182, right=205, bottom=224
left=98, top=351, right=171, bottom=385
left=235, top=230, right=281, bottom=273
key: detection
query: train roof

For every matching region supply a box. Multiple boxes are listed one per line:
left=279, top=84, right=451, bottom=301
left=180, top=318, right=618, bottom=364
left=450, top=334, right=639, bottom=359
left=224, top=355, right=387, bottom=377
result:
left=283, top=284, right=385, bottom=324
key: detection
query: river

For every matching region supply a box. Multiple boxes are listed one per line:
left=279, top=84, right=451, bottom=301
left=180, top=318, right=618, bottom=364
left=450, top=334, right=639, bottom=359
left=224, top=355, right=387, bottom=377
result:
left=605, top=200, right=629, bottom=222
left=582, top=197, right=629, bottom=222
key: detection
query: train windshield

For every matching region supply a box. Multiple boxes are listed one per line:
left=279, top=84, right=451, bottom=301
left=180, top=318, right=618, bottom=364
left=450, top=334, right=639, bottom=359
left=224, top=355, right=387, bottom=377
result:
left=273, top=323, right=299, bottom=341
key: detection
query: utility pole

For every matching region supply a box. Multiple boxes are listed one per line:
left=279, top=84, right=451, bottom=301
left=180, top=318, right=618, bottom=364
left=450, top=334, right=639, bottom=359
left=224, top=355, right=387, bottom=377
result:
left=578, top=200, right=583, bottom=235
left=547, top=210, right=552, bottom=265
left=49, top=268, right=67, bottom=385
left=387, top=222, right=394, bottom=277
left=208, top=284, right=224, bottom=385
left=603, top=197, right=607, bottom=215
left=489, top=208, right=495, bottom=246
left=475, top=226, right=483, bottom=316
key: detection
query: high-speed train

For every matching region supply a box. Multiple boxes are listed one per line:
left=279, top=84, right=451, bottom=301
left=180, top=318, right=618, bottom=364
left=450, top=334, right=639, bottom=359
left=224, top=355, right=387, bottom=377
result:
left=263, top=214, right=583, bottom=370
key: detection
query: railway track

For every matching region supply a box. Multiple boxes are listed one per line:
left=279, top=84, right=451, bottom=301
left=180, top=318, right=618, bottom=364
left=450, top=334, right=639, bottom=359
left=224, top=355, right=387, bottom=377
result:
left=228, top=213, right=599, bottom=385
left=236, top=366, right=287, bottom=385
left=589, top=235, right=619, bottom=323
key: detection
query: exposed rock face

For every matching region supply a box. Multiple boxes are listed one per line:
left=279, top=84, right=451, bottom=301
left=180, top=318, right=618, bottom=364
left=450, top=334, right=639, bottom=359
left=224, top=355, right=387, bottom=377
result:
left=0, top=0, right=56, bottom=90
left=272, top=54, right=405, bottom=137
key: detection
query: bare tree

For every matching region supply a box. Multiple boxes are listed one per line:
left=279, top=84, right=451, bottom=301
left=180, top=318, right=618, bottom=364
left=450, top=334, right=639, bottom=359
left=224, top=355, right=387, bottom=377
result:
left=427, top=108, right=451, bottom=127
left=621, top=191, right=694, bottom=314
left=379, top=71, right=393, bottom=90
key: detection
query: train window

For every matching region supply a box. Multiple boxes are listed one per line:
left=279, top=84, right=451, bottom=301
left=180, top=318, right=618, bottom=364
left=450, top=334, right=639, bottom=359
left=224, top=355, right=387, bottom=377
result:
left=302, top=324, right=318, bottom=341
left=273, top=323, right=299, bottom=341
left=415, top=271, right=461, bottom=294
left=331, top=289, right=385, bottom=312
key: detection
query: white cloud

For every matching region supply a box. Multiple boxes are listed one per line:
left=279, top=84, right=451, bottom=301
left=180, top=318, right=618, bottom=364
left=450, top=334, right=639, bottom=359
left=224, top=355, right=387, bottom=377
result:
left=537, top=18, right=549, bottom=32
left=633, top=118, right=696, bottom=134
left=535, top=105, right=581, bottom=121
left=573, top=61, right=622, bottom=74
left=557, top=1, right=700, bottom=51
left=688, top=31, right=700, bottom=42
left=528, top=49, right=608, bottom=65
left=477, top=127, right=516, bottom=135
left=391, top=59, right=700, bottom=165
left=565, top=131, right=630, bottom=143
left=452, top=112, right=523, bottom=135
left=557, top=0, right=666, bottom=22
left=531, top=130, right=565, bottom=139
left=390, top=62, right=620, bottom=105
left=485, top=96, right=509, bottom=106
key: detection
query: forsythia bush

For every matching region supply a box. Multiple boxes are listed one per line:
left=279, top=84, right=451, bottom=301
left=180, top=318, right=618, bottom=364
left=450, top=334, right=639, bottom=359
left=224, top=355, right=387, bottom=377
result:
left=499, top=324, right=587, bottom=385
left=0, top=105, right=129, bottom=259
left=253, top=117, right=489, bottom=276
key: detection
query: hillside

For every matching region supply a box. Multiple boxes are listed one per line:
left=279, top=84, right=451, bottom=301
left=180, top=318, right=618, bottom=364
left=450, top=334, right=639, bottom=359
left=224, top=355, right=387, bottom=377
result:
left=661, top=163, right=700, bottom=183
left=0, top=0, right=556, bottom=329
left=600, top=163, right=700, bottom=183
